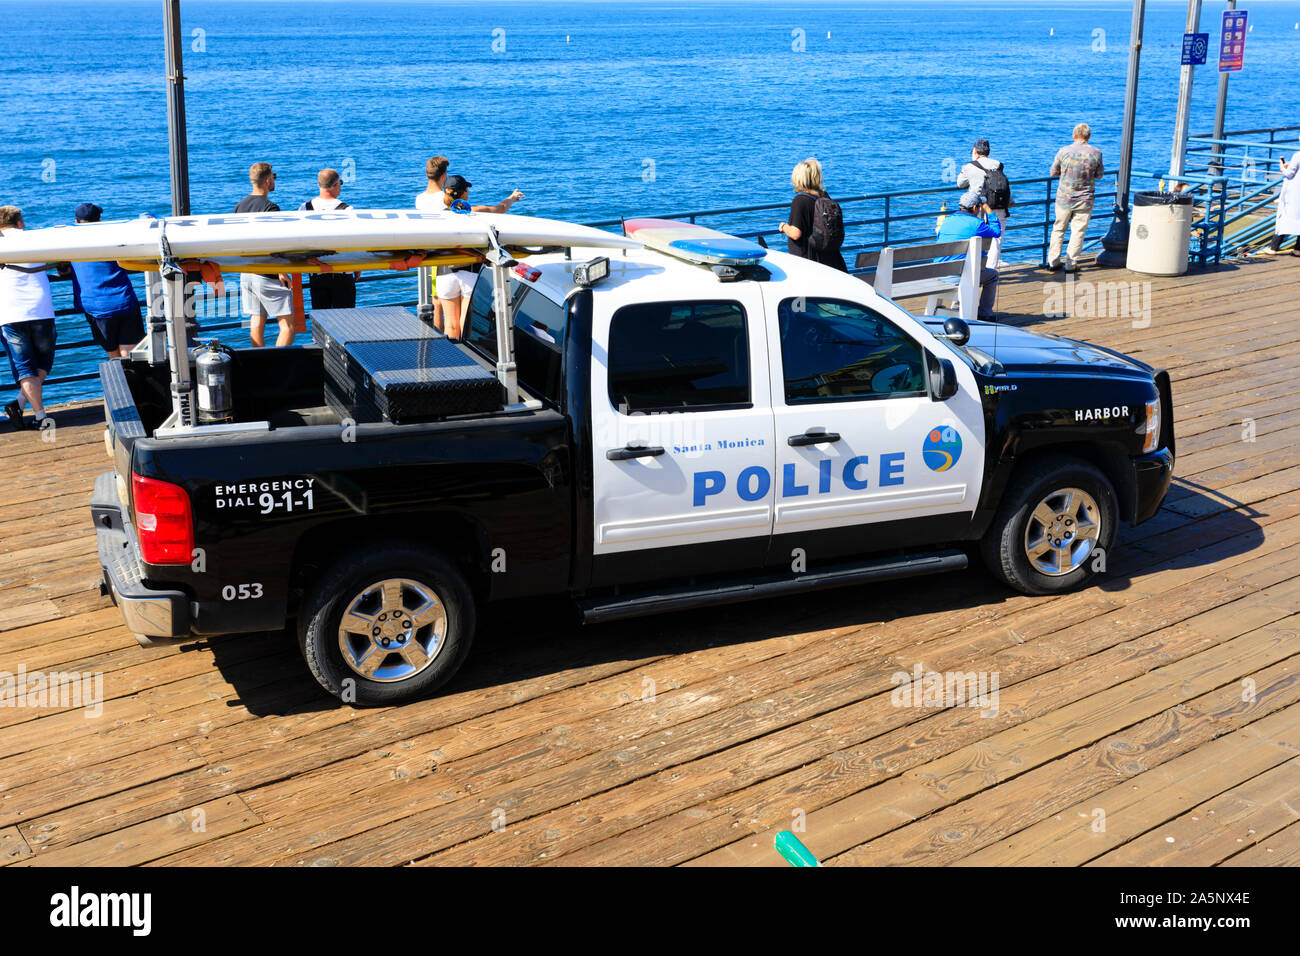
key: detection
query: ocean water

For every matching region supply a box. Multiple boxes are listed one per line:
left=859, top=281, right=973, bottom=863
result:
left=1, top=0, right=1298, bottom=404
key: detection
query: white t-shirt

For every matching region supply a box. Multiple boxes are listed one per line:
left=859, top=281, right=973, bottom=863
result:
left=299, top=196, right=347, bottom=212
left=414, top=191, right=445, bottom=211
left=0, top=230, right=54, bottom=326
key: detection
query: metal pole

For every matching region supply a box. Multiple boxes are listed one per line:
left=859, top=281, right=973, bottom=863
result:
left=490, top=261, right=518, bottom=406
left=1097, top=0, right=1147, bottom=267
left=143, top=270, right=167, bottom=362
left=416, top=266, right=434, bottom=325
left=1169, top=0, right=1204, bottom=181
left=163, top=268, right=196, bottom=427
left=164, top=0, right=191, bottom=217
left=1209, top=0, right=1236, bottom=178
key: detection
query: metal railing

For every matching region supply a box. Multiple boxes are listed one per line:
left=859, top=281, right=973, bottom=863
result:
left=3, top=169, right=1118, bottom=402
left=1135, top=124, right=1300, bottom=261
left=587, top=172, right=1119, bottom=276
left=13, top=127, right=1298, bottom=404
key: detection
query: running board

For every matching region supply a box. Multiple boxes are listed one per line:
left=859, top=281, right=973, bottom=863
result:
left=579, top=549, right=968, bottom=624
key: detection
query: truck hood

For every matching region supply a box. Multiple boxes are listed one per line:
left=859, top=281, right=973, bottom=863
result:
left=924, top=319, right=1154, bottom=380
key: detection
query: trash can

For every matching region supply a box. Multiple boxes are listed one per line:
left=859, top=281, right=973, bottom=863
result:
left=1126, top=191, right=1194, bottom=276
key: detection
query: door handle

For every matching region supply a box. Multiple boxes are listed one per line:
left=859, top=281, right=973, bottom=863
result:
left=606, top=444, right=665, bottom=461
left=787, top=430, right=841, bottom=447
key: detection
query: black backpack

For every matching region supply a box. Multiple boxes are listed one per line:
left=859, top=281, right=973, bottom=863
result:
left=980, top=161, right=1013, bottom=210
left=809, top=195, right=844, bottom=254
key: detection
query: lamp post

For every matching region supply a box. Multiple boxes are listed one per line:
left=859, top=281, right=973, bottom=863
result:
left=1097, top=0, right=1146, bottom=267
left=164, top=0, right=191, bottom=217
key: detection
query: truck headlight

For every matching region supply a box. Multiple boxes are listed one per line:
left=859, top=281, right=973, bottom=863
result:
left=1140, top=397, right=1160, bottom=453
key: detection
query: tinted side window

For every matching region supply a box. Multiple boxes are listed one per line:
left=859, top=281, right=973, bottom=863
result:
left=465, top=274, right=568, bottom=404
left=465, top=268, right=502, bottom=355
left=777, top=298, right=926, bottom=404
left=513, top=289, right=566, bottom=402
left=607, top=301, right=750, bottom=413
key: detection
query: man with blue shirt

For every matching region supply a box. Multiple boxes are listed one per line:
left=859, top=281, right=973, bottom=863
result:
left=64, top=203, right=144, bottom=358
left=936, top=188, right=1002, bottom=320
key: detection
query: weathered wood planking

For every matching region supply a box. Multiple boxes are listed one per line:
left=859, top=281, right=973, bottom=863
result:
left=0, top=256, right=1295, bottom=867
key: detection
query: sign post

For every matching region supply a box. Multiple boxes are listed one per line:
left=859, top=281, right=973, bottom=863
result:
left=1210, top=3, right=1243, bottom=178
left=1168, top=0, right=1204, bottom=183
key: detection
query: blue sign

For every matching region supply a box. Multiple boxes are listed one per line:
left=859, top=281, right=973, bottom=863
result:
left=1181, top=32, right=1209, bottom=66
left=1219, top=10, right=1248, bottom=72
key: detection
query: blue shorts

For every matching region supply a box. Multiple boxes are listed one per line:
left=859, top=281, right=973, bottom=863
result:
left=86, top=305, right=145, bottom=352
left=2, top=319, right=57, bottom=383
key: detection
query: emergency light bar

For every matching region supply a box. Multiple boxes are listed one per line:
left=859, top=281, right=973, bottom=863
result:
left=623, top=218, right=767, bottom=268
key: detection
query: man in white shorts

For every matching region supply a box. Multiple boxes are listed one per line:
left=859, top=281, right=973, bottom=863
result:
left=234, top=162, right=296, bottom=347
left=240, top=272, right=294, bottom=347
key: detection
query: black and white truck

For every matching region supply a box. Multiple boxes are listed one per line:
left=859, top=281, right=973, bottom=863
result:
left=15, top=210, right=1173, bottom=705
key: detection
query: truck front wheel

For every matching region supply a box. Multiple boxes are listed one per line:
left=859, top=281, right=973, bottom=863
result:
left=980, top=456, right=1118, bottom=596
left=298, top=544, right=476, bottom=705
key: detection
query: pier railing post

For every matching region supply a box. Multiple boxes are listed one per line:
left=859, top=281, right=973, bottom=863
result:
left=1042, top=178, right=1052, bottom=264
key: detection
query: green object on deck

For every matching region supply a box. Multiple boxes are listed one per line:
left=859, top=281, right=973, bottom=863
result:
left=774, top=831, right=820, bottom=867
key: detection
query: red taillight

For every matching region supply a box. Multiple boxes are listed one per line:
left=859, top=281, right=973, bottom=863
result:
left=132, top=473, right=193, bottom=565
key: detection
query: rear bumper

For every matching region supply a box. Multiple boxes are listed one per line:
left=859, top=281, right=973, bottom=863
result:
left=1132, top=446, right=1175, bottom=524
left=91, top=471, right=191, bottom=641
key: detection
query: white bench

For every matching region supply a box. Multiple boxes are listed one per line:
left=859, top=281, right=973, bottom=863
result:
left=855, top=236, right=990, bottom=321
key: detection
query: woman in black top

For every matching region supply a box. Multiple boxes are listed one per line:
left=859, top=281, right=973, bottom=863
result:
left=778, top=157, right=847, bottom=272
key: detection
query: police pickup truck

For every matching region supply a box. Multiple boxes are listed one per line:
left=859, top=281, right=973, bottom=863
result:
left=83, top=213, right=1173, bottom=705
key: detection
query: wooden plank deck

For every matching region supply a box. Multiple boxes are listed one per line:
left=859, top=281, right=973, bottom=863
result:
left=1, top=254, right=1298, bottom=867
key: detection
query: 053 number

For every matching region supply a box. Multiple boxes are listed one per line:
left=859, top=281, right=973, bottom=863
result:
left=222, top=583, right=264, bottom=601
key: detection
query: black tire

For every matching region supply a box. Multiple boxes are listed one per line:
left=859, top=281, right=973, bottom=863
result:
left=298, top=542, right=476, bottom=706
left=980, top=455, right=1118, bottom=596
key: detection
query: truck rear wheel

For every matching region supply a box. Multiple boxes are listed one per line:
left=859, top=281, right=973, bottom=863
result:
left=298, top=544, right=475, bottom=706
left=980, top=456, right=1117, bottom=596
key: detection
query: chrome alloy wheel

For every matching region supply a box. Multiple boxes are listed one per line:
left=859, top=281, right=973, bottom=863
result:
left=336, top=578, right=448, bottom=682
left=1023, top=487, right=1102, bottom=576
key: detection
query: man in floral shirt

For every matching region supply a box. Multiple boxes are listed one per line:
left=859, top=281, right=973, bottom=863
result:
left=1048, top=123, right=1105, bottom=272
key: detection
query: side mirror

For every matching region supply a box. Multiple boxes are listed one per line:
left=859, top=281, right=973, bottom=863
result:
left=929, top=357, right=959, bottom=401
left=939, top=317, right=970, bottom=346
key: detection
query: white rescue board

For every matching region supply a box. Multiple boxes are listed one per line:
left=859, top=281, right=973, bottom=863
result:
left=0, top=209, right=639, bottom=265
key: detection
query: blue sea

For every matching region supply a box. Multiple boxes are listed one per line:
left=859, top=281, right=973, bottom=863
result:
left=1, top=0, right=1298, bottom=405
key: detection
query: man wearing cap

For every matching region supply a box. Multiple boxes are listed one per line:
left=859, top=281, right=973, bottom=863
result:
left=62, top=203, right=145, bottom=359
left=958, top=138, right=1011, bottom=268
left=935, top=189, right=1003, bottom=320
left=436, top=175, right=524, bottom=340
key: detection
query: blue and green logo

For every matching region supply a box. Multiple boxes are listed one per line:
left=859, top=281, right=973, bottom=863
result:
left=923, top=426, right=962, bottom=472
